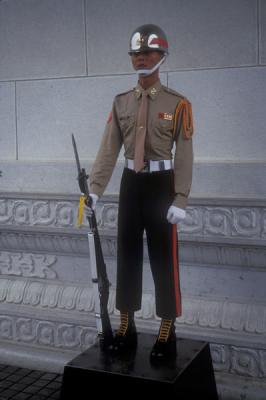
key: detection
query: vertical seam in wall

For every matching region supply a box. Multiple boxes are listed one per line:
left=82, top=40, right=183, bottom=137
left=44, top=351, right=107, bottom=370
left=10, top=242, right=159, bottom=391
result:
left=83, top=0, right=89, bottom=76
left=257, top=0, right=261, bottom=65
left=14, top=81, right=18, bottom=160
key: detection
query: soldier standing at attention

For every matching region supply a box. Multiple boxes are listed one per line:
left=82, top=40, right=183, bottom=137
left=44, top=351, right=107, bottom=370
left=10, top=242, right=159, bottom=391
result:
left=88, top=24, right=194, bottom=361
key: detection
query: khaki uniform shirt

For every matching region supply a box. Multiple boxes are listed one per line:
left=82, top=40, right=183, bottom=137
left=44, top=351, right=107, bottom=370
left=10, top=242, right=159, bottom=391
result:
left=90, top=80, right=193, bottom=209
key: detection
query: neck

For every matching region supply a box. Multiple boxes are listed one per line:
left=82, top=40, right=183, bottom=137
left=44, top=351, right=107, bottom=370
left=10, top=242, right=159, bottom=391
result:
left=138, top=71, right=160, bottom=90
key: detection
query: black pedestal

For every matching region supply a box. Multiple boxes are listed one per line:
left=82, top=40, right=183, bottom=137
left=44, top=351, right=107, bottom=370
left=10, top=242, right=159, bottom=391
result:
left=60, top=333, right=218, bottom=399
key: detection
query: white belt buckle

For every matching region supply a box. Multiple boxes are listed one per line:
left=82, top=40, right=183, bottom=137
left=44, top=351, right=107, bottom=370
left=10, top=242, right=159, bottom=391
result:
left=141, top=161, right=149, bottom=172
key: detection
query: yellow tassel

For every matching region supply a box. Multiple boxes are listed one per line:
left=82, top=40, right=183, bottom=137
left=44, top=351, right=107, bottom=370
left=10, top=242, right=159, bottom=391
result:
left=77, top=195, right=86, bottom=227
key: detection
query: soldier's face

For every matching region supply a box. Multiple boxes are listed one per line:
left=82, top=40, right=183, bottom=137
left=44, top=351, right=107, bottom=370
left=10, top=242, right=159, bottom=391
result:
left=130, top=51, right=163, bottom=71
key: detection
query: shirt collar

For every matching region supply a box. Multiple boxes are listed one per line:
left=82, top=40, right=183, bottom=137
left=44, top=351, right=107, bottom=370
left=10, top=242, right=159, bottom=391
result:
left=134, top=80, right=162, bottom=100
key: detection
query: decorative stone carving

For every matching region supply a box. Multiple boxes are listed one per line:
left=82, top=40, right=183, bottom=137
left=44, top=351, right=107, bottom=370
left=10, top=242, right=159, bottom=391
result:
left=37, top=321, right=55, bottom=346
left=0, top=193, right=265, bottom=400
left=55, top=203, right=75, bottom=227
left=0, top=314, right=96, bottom=351
left=0, top=316, right=13, bottom=339
left=210, top=344, right=230, bottom=372
left=0, top=200, right=12, bottom=224
left=6, top=280, right=27, bottom=303
left=230, top=347, right=263, bottom=378
left=205, top=207, right=232, bottom=236
left=57, top=324, right=82, bottom=349
left=0, top=199, right=77, bottom=228
left=32, top=201, right=55, bottom=226
left=181, top=206, right=203, bottom=234
left=98, top=204, right=118, bottom=229
left=210, top=344, right=266, bottom=379
left=17, top=318, right=36, bottom=343
left=232, top=208, right=259, bottom=237
left=0, top=277, right=265, bottom=341
left=262, top=209, right=266, bottom=238
left=0, top=251, right=57, bottom=279
left=13, top=201, right=31, bottom=225
left=1, top=196, right=266, bottom=241
left=24, top=282, right=44, bottom=306
left=0, top=310, right=265, bottom=380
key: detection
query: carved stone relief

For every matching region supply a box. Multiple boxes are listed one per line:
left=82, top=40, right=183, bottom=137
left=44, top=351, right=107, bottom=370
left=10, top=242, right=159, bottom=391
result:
left=211, top=344, right=266, bottom=378
left=0, top=278, right=264, bottom=340
left=0, top=193, right=265, bottom=397
left=0, top=251, right=57, bottom=279
left=0, top=199, right=76, bottom=228
left=0, top=310, right=264, bottom=379
left=0, top=315, right=96, bottom=351
left=1, top=197, right=266, bottom=242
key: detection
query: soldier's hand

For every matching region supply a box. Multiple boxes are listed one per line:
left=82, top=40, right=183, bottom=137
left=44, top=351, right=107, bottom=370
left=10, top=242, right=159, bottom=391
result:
left=84, top=204, right=93, bottom=217
left=84, top=193, right=99, bottom=216
left=89, top=193, right=98, bottom=209
left=78, top=170, right=88, bottom=193
left=166, top=206, right=186, bottom=225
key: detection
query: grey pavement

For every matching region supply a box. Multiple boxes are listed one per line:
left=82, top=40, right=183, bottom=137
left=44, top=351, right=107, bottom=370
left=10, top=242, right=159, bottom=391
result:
left=0, top=364, right=62, bottom=400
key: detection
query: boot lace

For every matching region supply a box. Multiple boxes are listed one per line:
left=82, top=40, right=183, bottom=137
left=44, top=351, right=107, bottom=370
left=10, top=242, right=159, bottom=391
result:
left=116, top=312, right=129, bottom=336
left=158, top=319, right=173, bottom=342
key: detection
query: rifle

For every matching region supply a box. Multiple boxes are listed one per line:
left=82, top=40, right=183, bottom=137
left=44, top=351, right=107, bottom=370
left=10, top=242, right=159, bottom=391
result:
left=72, top=134, right=113, bottom=350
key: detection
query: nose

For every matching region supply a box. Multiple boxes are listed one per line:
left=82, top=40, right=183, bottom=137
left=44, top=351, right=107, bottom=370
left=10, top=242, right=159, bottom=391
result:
left=134, top=53, right=144, bottom=61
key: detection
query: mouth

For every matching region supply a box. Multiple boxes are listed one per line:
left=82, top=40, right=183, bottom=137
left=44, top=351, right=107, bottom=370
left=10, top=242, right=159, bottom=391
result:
left=136, top=64, right=147, bottom=69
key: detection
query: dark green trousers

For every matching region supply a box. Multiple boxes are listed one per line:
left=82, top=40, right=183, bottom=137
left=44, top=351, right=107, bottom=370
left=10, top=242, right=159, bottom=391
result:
left=116, top=168, right=182, bottom=319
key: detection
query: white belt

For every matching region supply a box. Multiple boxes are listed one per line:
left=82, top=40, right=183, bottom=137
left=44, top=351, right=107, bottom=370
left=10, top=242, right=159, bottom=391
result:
left=125, top=159, right=173, bottom=172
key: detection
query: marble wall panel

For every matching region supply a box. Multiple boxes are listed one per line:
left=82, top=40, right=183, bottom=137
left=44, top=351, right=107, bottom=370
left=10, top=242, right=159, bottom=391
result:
left=16, top=75, right=136, bottom=161
left=260, top=0, right=266, bottom=64
left=168, top=67, right=266, bottom=161
left=0, top=0, right=86, bottom=80
left=86, top=0, right=257, bottom=74
left=0, top=83, right=16, bottom=160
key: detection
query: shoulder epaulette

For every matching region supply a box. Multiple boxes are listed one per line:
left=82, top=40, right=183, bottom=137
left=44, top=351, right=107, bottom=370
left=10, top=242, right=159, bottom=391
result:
left=162, top=85, right=185, bottom=99
left=115, top=88, right=135, bottom=98
left=173, top=97, right=194, bottom=140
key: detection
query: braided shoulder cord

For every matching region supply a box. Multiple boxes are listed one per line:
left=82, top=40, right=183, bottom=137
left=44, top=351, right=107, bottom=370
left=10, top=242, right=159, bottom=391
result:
left=173, top=99, right=194, bottom=140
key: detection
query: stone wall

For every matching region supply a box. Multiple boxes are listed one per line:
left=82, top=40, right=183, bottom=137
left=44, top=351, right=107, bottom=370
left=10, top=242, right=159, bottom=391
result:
left=0, top=1, right=265, bottom=399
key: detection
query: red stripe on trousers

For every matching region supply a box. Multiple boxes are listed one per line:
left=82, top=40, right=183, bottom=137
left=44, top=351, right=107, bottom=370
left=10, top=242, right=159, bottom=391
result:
left=172, top=224, right=182, bottom=316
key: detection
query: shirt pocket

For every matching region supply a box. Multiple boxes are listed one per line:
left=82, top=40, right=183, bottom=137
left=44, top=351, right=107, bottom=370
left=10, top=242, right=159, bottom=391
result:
left=151, top=117, right=174, bottom=140
left=148, top=117, right=174, bottom=156
left=119, top=114, right=135, bottom=137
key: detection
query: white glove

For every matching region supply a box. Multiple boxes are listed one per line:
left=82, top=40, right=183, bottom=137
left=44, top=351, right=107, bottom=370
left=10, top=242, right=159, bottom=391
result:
left=166, top=206, right=186, bottom=225
left=89, top=193, right=98, bottom=209
left=84, top=193, right=98, bottom=217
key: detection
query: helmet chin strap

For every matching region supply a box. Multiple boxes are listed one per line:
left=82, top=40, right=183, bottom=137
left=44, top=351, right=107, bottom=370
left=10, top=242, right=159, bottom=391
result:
left=137, top=55, right=167, bottom=77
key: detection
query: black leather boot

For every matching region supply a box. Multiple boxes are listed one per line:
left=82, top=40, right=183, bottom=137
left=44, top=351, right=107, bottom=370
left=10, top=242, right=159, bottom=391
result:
left=150, top=319, right=177, bottom=362
left=109, top=312, right=137, bottom=354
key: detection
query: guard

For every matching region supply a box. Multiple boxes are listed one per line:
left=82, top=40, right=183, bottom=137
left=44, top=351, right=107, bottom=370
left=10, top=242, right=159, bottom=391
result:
left=88, top=24, right=194, bottom=361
